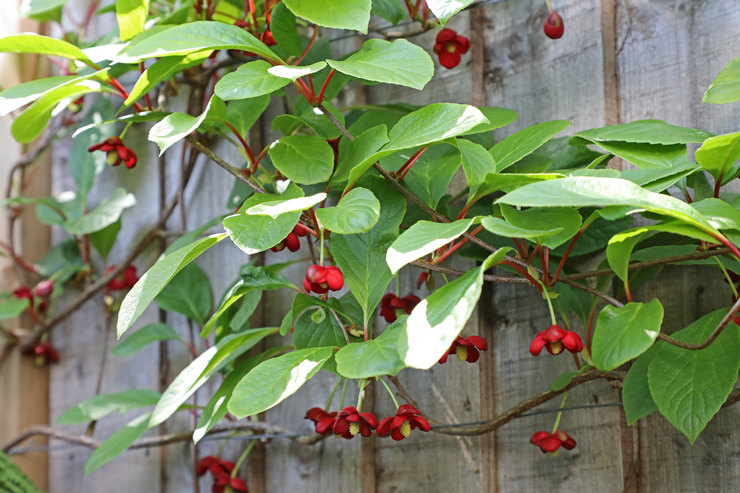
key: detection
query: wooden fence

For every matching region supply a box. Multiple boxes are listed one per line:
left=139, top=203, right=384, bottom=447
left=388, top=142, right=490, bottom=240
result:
left=2, top=0, right=740, bottom=492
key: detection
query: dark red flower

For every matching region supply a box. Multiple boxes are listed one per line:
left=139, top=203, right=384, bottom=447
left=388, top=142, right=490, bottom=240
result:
left=433, top=28, right=470, bottom=69
left=12, top=286, right=34, bottom=306
left=106, top=265, right=139, bottom=291
left=438, top=335, right=487, bottom=364
left=30, top=342, right=59, bottom=364
left=196, top=456, right=235, bottom=477
left=303, top=264, right=343, bottom=294
left=270, top=225, right=304, bottom=252
left=34, top=280, right=54, bottom=298
left=530, top=430, right=576, bottom=453
left=88, top=136, right=137, bottom=169
left=380, top=293, right=421, bottom=323
left=305, top=407, right=338, bottom=435
left=544, top=11, right=564, bottom=39
left=376, top=404, right=430, bottom=441
left=529, top=324, right=583, bottom=356
left=332, top=406, right=377, bottom=439
left=212, top=473, right=248, bottom=493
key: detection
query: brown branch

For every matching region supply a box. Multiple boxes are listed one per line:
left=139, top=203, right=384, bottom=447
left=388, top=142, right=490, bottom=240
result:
left=185, top=135, right=265, bottom=194
left=410, top=260, right=528, bottom=284
left=432, top=368, right=622, bottom=436
left=657, top=294, right=740, bottom=350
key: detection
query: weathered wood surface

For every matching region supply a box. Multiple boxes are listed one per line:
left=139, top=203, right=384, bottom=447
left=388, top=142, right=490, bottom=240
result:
left=1, top=0, right=737, bottom=492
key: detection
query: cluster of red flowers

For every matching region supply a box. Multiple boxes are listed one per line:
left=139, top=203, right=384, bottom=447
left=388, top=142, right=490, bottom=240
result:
left=196, top=456, right=248, bottom=493
left=379, top=293, right=420, bottom=323
left=303, top=264, right=343, bottom=294
left=106, top=265, right=139, bottom=292
left=88, top=137, right=137, bottom=169
left=306, top=404, right=429, bottom=441
left=270, top=225, right=307, bottom=252
left=530, top=430, right=576, bottom=453
left=529, top=324, right=583, bottom=356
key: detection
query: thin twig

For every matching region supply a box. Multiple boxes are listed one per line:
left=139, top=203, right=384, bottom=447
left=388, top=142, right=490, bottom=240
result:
left=185, top=136, right=265, bottom=194
left=657, top=294, right=740, bottom=350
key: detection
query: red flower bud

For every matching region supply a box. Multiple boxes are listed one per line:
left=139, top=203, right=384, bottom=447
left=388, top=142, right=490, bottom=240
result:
left=530, top=430, right=576, bottom=453
left=529, top=325, right=583, bottom=356
left=303, top=265, right=343, bottom=294
left=34, top=280, right=54, bottom=298
left=544, top=11, right=564, bottom=39
left=89, top=137, right=137, bottom=168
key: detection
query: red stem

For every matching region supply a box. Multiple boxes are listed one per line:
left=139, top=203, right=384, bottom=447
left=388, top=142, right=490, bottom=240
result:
left=503, top=260, right=542, bottom=291
left=308, top=75, right=315, bottom=97
left=712, top=233, right=740, bottom=262
left=295, top=78, right=315, bottom=104
left=511, top=237, right=526, bottom=258
left=224, top=122, right=257, bottom=168
left=714, top=171, right=724, bottom=198
left=542, top=247, right=550, bottom=286
left=551, top=229, right=585, bottom=285
left=0, top=240, right=39, bottom=275
left=436, top=226, right=484, bottom=263
left=396, top=147, right=429, bottom=180
left=526, top=243, right=541, bottom=264
left=317, top=69, right=336, bottom=104
left=294, top=25, right=319, bottom=65
left=248, top=0, right=258, bottom=29
left=140, top=63, right=153, bottom=110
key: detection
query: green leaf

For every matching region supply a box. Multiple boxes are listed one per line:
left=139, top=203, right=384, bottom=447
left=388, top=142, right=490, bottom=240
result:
left=591, top=300, right=663, bottom=371
left=117, top=233, right=227, bottom=338
left=111, top=323, right=181, bottom=358
left=334, top=124, right=388, bottom=187
left=327, top=39, right=433, bottom=90
left=215, top=60, right=292, bottom=100
left=461, top=106, right=518, bottom=136
left=148, top=95, right=225, bottom=154
left=622, top=347, right=658, bottom=425
left=403, top=144, right=461, bottom=208
left=316, top=188, right=380, bottom=234
left=223, top=185, right=303, bottom=254
left=228, top=347, right=334, bottom=417
left=227, top=96, right=271, bottom=137
left=155, top=263, right=212, bottom=324
left=149, top=328, right=277, bottom=427
left=0, top=33, right=92, bottom=64
left=121, top=21, right=280, bottom=62
left=620, top=161, right=699, bottom=192
left=0, top=75, right=77, bottom=116
left=283, top=0, right=371, bottom=33
left=269, top=2, right=303, bottom=56
left=704, top=56, right=740, bottom=104
left=606, top=228, right=650, bottom=283
left=335, top=319, right=406, bottom=378
left=397, top=249, right=510, bottom=369
left=19, top=0, right=67, bottom=19
left=330, top=180, right=405, bottom=324
left=57, top=389, right=162, bottom=424
left=573, top=120, right=712, bottom=145
left=245, top=193, right=326, bottom=218
left=500, top=206, right=582, bottom=249
left=551, top=371, right=579, bottom=392
left=695, top=131, right=740, bottom=185
left=372, top=0, right=406, bottom=24
left=648, top=309, right=740, bottom=442
left=268, top=62, right=327, bottom=81
left=481, top=217, right=562, bottom=244
left=85, top=413, right=151, bottom=475
left=0, top=298, right=29, bottom=320
left=116, top=0, right=149, bottom=41
left=63, top=188, right=136, bottom=235
left=490, top=120, right=571, bottom=172
left=496, top=177, right=720, bottom=236
left=293, top=302, right=352, bottom=349
left=581, top=141, right=689, bottom=169
left=456, top=139, right=496, bottom=195
left=89, top=220, right=121, bottom=261
left=469, top=172, right=562, bottom=204
left=268, top=135, right=335, bottom=185
left=125, top=52, right=210, bottom=108
left=426, top=0, right=475, bottom=25
left=386, top=218, right=474, bottom=274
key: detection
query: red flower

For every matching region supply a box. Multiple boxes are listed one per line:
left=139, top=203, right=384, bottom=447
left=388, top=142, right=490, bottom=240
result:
left=106, top=265, right=140, bottom=291
left=197, top=456, right=235, bottom=477
left=261, top=29, right=276, bottom=46
left=327, top=137, right=341, bottom=164
left=88, top=137, right=137, bottom=169
left=303, top=264, right=343, bottom=294
left=30, top=342, right=59, bottom=365
left=376, top=404, right=430, bottom=441
left=34, top=280, right=54, bottom=298
left=530, top=430, right=576, bottom=453
left=438, top=335, right=487, bottom=364
left=529, top=324, right=583, bottom=356
left=332, top=406, right=377, bottom=439
left=212, top=475, right=248, bottom=493
left=544, top=11, right=564, bottom=39
left=433, top=28, right=470, bottom=69
left=270, top=225, right=305, bottom=252
left=305, top=407, right=338, bottom=435
left=380, top=293, right=421, bottom=323
left=12, top=286, right=34, bottom=306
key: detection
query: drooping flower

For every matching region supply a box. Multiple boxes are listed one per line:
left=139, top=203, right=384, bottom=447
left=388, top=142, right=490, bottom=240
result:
left=34, top=280, right=54, bottom=298
left=88, top=137, right=137, bottom=168
left=433, top=28, right=470, bottom=69
left=303, top=264, right=343, bottom=294
left=438, top=335, right=488, bottom=364
left=530, top=430, right=576, bottom=453
left=212, top=474, right=248, bottom=493
left=196, top=456, right=235, bottom=477
left=270, top=225, right=306, bottom=252
left=305, top=407, right=338, bottom=435
left=106, top=265, right=140, bottom=292
left=332, top=406, right=377, bottom=439
left=544, top=10, right=564, bottom=39
left=30, top=342, right=59, bottom=365
left=12, top=286, right=34, bottom=306
left=376, top=404, right=430, bottom=441
left=380, top=293, right=421, bottom=323
left=529, top=324, right=583, bottom=356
